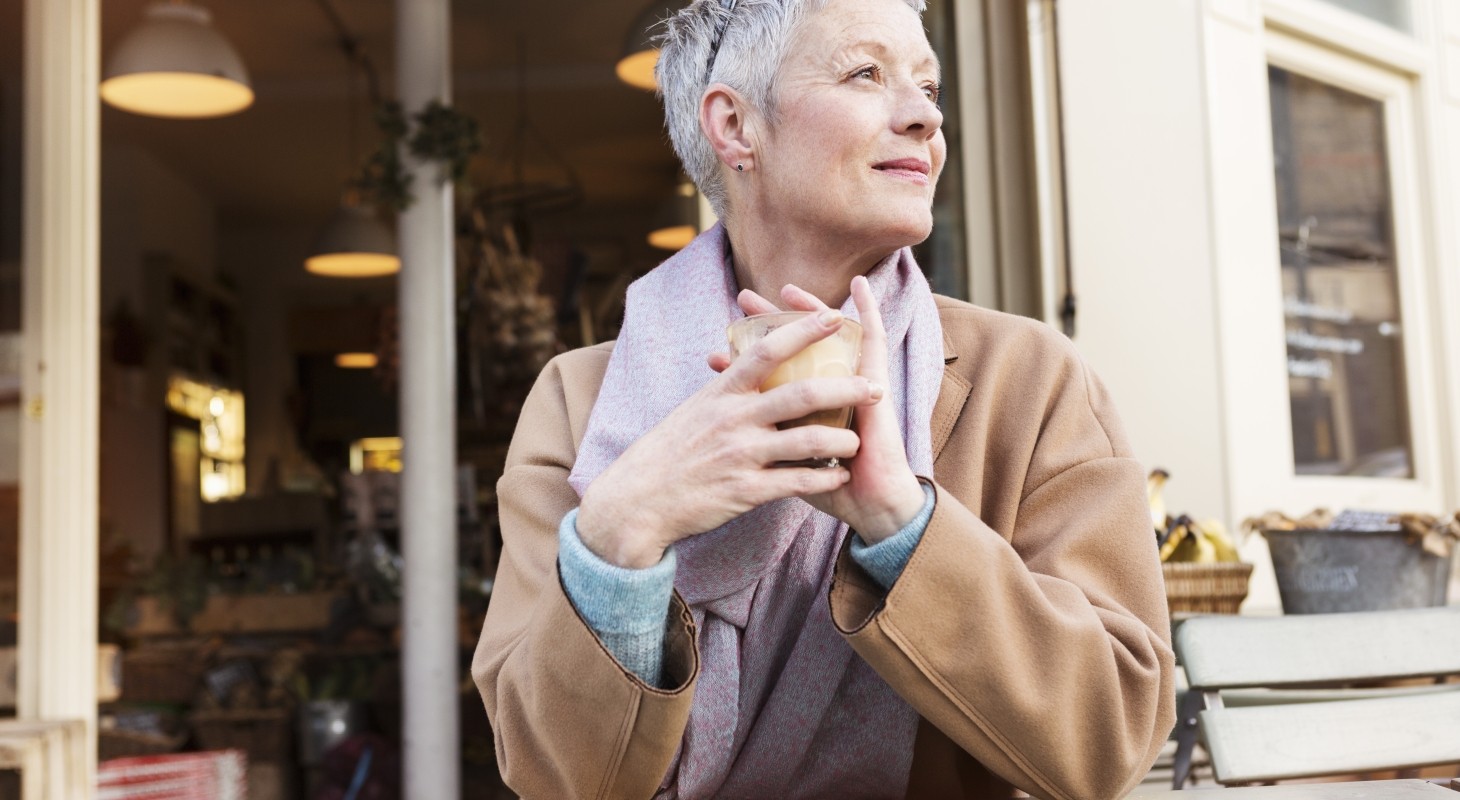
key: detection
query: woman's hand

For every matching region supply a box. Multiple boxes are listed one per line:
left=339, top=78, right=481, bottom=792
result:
left=716, top=278, right=927, bottom=543
left=576, top=309, right=885, bottom=569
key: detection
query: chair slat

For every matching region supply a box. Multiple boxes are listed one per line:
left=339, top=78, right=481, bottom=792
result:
left=1222, top=683, right=1460, bottom=707
left=1200, top=690, right=1460, bottom=785
left=1175, top=606, right=1460, bottom=689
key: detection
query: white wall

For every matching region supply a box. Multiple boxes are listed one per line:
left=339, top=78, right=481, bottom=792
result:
left=1057, top=1, right=1233, bottom=534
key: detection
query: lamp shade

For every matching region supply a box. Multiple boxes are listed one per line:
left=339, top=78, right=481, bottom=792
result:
left=335, top=352, right=379, bottom=369
left=101, top=3, right=254, bottom=119
left=616, top=2, right=686, bottom=91
left=305, top=201, right=401, bottom=278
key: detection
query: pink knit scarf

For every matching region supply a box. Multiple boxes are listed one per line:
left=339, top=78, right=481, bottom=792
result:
left=567, top=224, right=944, bottom=799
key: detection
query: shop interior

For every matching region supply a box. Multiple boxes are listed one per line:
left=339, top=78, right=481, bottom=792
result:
left=0, top=0, right=967, bottom=795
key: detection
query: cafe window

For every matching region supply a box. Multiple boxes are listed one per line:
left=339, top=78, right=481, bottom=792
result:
left=1268, top=65, right=1413, bottom=478
left=914, top=0, right=968, bottom=301
left=1, top=0, right=21, bottom=627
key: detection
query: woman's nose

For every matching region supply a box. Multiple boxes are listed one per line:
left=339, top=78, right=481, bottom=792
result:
left=893, top=80, right=943, bottom=140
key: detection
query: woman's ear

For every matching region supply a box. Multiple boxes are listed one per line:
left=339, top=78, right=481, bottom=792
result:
left=700, top=84, right=758, bottom=171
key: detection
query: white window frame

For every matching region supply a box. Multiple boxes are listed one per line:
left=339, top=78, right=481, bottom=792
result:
left=1266, top=0, right=1430, bottom=69
left=1208, top=0, right=1455, bottom=523
left=1254, top=30, right=1445, bottom=513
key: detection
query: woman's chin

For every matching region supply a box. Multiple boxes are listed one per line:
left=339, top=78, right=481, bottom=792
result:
left=858, top=212, right=934, bottom=250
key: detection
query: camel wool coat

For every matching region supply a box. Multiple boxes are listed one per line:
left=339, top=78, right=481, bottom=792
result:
left=473, top=296, right=1177, bottom=800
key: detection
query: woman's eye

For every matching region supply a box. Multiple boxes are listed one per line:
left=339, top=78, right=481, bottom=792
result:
left=923, top=83, right=943, bottom=106
left=853, top=65, right=880, bottom=81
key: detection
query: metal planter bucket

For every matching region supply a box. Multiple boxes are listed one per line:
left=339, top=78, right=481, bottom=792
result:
left=1264, top=528, right=1453, bottom=614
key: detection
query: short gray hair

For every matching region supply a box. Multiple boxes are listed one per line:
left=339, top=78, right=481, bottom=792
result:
left=655, top=0, right=927, bottom=218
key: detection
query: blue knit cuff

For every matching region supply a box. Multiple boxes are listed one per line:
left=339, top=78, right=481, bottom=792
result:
left=849, top=481, right=936, bottom=590
left=557, top=508, right=676, bottom=687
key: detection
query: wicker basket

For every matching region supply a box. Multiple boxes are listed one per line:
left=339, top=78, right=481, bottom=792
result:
left=1161, top=561, right=1254, bottom=615
left=190, top=708, right=293, bottom=765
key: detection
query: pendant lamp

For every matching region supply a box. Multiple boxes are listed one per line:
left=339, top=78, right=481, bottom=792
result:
left=616, top=2, right=685, bottom=91
left=305, top=193, right=401, bottom=278
left=335, top=352, right=379, bottom=369
left=101, top=2, right=254, bottom=119
left=306, top=22, right=399, bottom=279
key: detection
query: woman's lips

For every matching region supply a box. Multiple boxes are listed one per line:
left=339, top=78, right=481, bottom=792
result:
left=873, top=158, right=932, bottom=185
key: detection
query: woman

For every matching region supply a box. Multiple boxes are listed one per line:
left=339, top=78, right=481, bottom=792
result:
left=473, top=0, right=1176, bottom=797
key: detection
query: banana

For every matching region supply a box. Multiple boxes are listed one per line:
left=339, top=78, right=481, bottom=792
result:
left=1159, top=518, right=1189, bottom=562
left=1191, top=530, right=1218, bottom=563
left=1197, top=519, right=1241, bottom=563
left=1147, top=468, right=1170, bottom=533
left=1151, top=469, right=1244, bottom=564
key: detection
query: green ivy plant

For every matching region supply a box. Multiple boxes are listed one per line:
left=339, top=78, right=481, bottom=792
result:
left=360, top=100, right=483, bottom=213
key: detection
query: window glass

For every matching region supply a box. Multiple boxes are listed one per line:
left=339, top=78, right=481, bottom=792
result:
left=1317, top=0, right=1412, bottom=34
left=1269, top=65, right=1413, bottom=478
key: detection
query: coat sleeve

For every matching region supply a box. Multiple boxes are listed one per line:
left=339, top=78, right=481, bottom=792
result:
left=471, top=353, right=699, bottom=800
left=828, top=345, right=1176, bottom=800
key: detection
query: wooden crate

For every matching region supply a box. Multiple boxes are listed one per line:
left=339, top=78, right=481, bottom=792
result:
left=127, top=592, right=342, bottom=636
left=190, top=592, right=339, bottom=634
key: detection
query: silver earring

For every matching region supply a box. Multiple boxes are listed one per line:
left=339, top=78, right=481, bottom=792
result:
left=737, top=163, right=745, bottom=172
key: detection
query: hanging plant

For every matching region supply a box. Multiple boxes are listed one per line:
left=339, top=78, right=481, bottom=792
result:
left=360, top=100, right=483, bottom=213
left=410, top=100, right=482, bottom=182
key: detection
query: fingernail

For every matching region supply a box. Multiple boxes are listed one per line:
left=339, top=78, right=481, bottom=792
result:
left=818, top=310, right=842, bottom=326
left=867, top=381, right=885, bottom=400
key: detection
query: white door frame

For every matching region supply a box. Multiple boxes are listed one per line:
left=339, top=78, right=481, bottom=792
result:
left=19, top=0, right=101, bottom=793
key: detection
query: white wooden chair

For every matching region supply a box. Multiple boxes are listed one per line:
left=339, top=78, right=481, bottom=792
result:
left=0, top=719, right=87, bottom=800
left=1171, top=606, right=1460, bottom=788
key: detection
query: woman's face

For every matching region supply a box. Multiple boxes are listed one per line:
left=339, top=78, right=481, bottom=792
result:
left=752, top=0, right=946, bottom=250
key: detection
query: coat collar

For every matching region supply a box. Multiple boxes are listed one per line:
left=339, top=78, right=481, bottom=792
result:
left=931, top=316, right=970, bottom=462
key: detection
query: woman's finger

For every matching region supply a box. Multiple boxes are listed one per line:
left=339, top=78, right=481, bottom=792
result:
left=779, top=284, right=831, bottom=312
left=750, top=375, right=881, bottom=426
left=753, top=425, right=862, bottom=465
left=749, top=464, right=852, bottom=501
left=737, top=289, right=781, bottom=316
left=707, top=352, right=733, bottom=373
left=850, top=276, right=891, bottom=386
left=721, top=310, right=846, bottom=394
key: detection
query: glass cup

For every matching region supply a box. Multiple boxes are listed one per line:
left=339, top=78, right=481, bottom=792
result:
left=727, top=311, right=863, bottom=468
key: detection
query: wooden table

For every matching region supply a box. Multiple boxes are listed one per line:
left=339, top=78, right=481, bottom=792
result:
left=1129, top=779, right=1458, bottom=798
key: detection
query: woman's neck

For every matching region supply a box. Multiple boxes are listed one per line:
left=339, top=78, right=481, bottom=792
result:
left=724, top=220, right=895, bottom=310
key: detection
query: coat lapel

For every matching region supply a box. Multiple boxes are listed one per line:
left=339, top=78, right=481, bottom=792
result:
left=930, top=328, right=971, bottom=463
